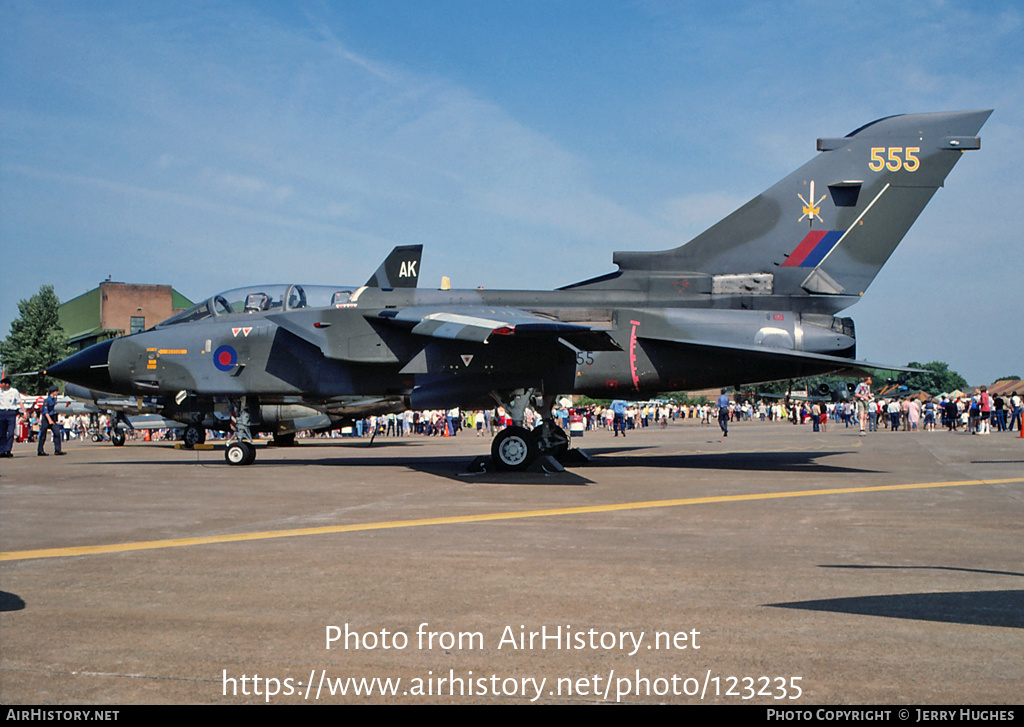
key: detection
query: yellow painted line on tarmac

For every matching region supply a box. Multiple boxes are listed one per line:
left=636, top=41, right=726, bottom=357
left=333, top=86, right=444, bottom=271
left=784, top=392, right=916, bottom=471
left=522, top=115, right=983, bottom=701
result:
left=2, top=477, right=1021, bottom=563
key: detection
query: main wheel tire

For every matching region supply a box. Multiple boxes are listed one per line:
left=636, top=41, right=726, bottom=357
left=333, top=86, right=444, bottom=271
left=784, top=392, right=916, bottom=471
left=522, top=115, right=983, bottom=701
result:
left=225, top=441, right=255, bottom=465
left=491, top=426, right=539, bottom=471
left=111, top=428, right=126, bottom=447
left=183, top=424, right=206, bottom=448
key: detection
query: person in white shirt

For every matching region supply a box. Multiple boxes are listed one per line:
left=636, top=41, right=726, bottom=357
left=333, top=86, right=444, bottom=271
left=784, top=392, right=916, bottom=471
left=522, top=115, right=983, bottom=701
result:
left=854, top=376, right=873, bottom=436
left=0, top=377, right=27, bottom=457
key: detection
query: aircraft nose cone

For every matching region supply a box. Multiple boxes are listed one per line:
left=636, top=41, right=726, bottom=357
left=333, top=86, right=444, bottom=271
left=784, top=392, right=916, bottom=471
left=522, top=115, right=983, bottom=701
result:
left=45, top=339, right=114, bottom=391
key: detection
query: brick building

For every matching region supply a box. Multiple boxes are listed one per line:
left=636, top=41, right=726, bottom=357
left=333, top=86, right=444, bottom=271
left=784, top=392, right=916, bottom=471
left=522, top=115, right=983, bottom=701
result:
left=59, top=281, right=193, bottom=352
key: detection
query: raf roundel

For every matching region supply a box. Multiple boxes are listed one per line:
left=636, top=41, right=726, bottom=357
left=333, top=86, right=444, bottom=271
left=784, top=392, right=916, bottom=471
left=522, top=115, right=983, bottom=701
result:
left=213, top=345, right=238, bottom=372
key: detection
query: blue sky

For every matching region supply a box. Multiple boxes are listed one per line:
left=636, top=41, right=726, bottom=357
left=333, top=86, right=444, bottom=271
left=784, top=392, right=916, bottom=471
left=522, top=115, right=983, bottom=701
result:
left=2, top=0, right=1021, bottom=385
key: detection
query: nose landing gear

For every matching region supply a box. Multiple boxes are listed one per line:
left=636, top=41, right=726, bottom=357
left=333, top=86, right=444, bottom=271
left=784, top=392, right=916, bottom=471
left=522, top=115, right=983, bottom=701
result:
left=225, top=397, right=257, bottom=466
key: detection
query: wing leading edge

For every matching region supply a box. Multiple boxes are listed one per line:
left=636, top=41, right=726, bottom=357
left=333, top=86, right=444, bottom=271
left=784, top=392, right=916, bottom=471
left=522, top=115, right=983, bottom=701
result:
left=377, top=306, right=621, bottom=351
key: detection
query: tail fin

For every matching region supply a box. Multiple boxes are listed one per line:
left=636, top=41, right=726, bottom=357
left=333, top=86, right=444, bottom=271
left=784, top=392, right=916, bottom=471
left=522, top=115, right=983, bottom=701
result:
left=365, top=244, right=423, bottom=288
left=571, top=111, right=990, bottom=311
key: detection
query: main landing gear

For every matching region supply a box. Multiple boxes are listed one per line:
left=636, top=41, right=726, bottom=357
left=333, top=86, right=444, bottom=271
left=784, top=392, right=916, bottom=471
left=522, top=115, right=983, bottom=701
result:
left=271, top=432, right=296, bottom=447
left=491, top=426, right=538, bottom=470
left=487, top=389, right=576, bottom=472
left=182, top=423, right=206, bottom=448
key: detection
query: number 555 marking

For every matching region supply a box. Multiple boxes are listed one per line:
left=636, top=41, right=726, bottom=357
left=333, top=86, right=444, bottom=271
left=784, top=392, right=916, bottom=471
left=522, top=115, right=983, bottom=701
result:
left=869, top=147, right=920, bottom=172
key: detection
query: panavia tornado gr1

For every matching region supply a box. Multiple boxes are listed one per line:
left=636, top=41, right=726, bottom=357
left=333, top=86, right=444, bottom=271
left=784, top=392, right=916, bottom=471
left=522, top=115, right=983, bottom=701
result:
left=46, top=110, right=990, bottom=468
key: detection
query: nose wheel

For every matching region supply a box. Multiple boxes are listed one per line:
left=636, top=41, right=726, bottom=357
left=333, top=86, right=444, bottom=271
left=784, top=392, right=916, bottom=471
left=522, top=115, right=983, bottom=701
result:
left=225, top=440, right=256, bottom=465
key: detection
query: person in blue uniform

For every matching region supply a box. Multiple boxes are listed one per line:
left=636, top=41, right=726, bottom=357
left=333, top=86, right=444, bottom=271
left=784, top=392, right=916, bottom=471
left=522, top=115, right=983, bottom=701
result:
left=717, top=389, right=731, bottom=437
left=37, top=385, right=65, bottom=456
left=611, top=399, right=627, bottom=437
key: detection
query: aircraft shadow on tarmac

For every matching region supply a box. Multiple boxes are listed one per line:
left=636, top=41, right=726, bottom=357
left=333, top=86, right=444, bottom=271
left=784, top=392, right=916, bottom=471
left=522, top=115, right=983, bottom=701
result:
left=282, top=441, right=877, bottom=481
left=83, top=442, right=596, bottom=485
left=580, top=447, right=875, bottom=474
left=0, top=591, right=26, bottom=612
left=770, top=566, right=1024, bottom=628
left=273, top=451, right=597, bottom=486
left=81, top=440, right=873, bottom=484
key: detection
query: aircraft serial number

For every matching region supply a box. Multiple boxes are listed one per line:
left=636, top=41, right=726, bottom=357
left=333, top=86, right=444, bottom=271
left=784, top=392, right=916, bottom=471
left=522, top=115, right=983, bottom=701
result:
left=869, top=147, right=920, bottom=172
left=575, top=351, right=595, bottom=366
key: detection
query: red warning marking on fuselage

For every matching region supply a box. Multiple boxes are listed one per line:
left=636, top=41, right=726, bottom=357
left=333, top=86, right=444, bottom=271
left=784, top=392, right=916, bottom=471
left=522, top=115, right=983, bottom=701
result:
left=629, top=320, right=641, bottom=391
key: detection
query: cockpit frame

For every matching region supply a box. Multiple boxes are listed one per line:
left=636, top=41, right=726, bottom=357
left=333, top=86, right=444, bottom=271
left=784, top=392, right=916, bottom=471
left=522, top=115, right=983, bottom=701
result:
left=155, top=284, right=356, bottom=328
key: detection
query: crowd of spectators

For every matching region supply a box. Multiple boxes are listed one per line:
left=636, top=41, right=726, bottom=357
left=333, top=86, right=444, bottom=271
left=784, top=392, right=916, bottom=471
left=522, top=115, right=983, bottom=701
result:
left=4, top=388, right=1021, bottom=452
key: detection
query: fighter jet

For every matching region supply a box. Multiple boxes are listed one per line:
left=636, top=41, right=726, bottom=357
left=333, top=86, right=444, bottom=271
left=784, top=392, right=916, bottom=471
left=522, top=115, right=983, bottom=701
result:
left=45, top=110, right=990, bottom=468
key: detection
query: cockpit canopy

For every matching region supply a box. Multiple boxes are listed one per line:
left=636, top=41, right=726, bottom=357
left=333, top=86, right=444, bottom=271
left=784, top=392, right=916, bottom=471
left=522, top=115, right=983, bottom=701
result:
left=156, top=284, right=354, bottom=328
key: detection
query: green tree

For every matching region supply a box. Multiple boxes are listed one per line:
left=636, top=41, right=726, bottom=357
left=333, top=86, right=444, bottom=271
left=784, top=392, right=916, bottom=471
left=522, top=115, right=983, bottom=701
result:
left=0, top=285, right=71, bottom=394
left=895, top=361, right=967, bottom=394
left=658, top=391, right=710, bottom=406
